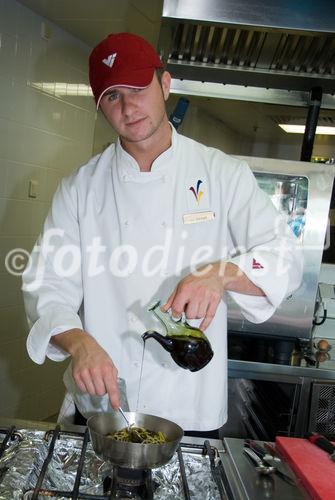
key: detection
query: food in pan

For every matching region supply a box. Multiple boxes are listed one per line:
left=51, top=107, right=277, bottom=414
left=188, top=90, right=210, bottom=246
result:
left=106, top=426, right=166, bottom=444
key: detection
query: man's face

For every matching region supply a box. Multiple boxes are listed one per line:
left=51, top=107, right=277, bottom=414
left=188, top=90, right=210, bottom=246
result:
left=99, top=71, right=171, bottom=145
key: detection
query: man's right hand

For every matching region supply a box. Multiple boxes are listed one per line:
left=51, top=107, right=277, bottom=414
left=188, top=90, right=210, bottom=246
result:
left=51, top=328, right=120, bottom=409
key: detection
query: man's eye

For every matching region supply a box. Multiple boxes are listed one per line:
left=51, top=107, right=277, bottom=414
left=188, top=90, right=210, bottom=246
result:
left=108, top=93, right=119, bottom=101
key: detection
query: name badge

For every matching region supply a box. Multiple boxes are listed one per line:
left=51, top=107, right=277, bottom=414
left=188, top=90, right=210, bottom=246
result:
left=183, top=211, right=215, bottom=224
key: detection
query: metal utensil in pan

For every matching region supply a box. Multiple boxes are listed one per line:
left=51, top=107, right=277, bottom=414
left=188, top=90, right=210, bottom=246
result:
left=87, top=412, right=183, bottom=469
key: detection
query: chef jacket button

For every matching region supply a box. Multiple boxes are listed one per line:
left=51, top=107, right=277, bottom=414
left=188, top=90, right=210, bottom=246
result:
left=161, top=221, right=166, bottom=227
left=123, top=174, right=128, bottom=181
left=124, top=220, right=129, bottom=226
left=133, top=362, right=139, bottom=367
left=162, top=175, right=167, bottom=183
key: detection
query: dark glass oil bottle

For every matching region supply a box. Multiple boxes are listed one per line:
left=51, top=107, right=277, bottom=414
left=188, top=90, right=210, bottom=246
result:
left=142, top=300, right=214, bottom=372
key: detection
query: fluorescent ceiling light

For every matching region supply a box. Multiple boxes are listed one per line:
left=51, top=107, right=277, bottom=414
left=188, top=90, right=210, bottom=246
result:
left=29, top=82, right=93, bottom=97
left=279, top=124, right=335, bottom=135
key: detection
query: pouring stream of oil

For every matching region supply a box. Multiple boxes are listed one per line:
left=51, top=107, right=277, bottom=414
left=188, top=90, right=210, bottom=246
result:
left=135, top=341, right=146, bottom=412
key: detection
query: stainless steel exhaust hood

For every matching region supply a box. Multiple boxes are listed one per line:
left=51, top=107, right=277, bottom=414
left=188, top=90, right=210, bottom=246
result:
left=158, top=0, right=335, bottom=93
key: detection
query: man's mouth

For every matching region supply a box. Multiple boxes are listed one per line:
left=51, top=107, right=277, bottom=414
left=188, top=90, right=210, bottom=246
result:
left=126, top=117, right=146, bottom=127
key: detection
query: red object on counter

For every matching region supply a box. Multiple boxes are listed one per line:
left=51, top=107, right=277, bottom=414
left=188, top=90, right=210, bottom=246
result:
left=276, top=436, right=335, bottom=500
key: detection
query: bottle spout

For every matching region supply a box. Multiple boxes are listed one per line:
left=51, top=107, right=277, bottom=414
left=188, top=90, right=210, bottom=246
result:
left=142, top=330, right=174, bottom=352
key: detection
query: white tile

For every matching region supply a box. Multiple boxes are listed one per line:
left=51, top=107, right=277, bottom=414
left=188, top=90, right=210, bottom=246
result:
left=0, top=157, right=8, bottom=197
left=0, top=0, right=99, bottom=422
left=45, top=168, right=63, bottom=200
left=0, top=365, right=66, bottom=420
left=0, top=272, right=23, bottom=307
left=0, top=376, right=21, bottom=412
left=130, top=0, right=163, bottom=23
left=0, top=235, right=35, bottom=274
left=0, top=31, right=16, bottom=80
left=0, top=75, right=19, bottom=122
left=37, top=385, right=66, bottom=420
left=30, top=201, right=50, bottom=235
left=5, top=160, right=47, bottom=202
left=0, top=336, right=34, bottom=373
left=127, top=8, right=161, bottom=41
left=11, top=125, right=58, bottom=167
left=0, top=304, right=29, bottom=341
left=16, top=0, right=34, bottom=37
left=13, top=33, right=31, bottom=84
left=0, top=198, right=43, bottom=236
left=0, top=0, right=19, bottom=35
left=0, top=118, right=22, bottom=162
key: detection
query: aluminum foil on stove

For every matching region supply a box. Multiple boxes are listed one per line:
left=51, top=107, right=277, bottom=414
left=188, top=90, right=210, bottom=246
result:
left=41, top=434, right=110, bottom=495
left=153, top=453, right=221, bottom=500
left=0, top=429, right=221, bottom=499
left=0, top=431, right=47, bottom=500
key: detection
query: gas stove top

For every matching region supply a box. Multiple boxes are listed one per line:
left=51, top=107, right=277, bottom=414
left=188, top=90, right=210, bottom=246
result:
left=0, top=418, right=305, bottom=500
left=0, top=420, right=228, bottom=499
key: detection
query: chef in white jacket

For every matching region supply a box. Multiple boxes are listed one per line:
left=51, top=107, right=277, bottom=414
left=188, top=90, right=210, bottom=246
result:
left=22, top=32, right=303, bottom=432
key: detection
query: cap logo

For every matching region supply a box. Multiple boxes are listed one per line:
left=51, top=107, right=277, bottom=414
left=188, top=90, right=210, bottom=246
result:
left=102, top=53, right=117, bottom=68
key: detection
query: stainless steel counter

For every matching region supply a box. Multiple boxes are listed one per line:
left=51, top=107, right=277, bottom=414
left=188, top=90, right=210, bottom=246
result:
left=221, top=437, right=305, bottom=500
left=228, top=359, right=335, bottom=382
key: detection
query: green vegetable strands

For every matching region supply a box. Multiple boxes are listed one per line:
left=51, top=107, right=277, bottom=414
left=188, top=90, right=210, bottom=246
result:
left=107, top=426, right=166, bottom=444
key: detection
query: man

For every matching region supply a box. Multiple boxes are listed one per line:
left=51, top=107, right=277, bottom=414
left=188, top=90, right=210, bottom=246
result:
left=22, top=33, right=303, bottom=432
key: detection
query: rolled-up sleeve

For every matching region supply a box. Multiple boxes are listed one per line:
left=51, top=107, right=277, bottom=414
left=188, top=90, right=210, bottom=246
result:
left=22, top=176, right=84, bottom=364
left=226, top=161, right=303, bottom=323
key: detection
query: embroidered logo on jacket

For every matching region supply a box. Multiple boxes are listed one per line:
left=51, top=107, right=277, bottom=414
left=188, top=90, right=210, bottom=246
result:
left=252, top=258, right=264, bottom=269
left=189, top=180, right=204, bottom=205
left=102, top=53, right=117, bottom=68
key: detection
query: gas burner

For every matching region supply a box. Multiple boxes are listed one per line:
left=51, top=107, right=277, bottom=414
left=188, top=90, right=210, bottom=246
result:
left=104, top=467, right=156, bottom=499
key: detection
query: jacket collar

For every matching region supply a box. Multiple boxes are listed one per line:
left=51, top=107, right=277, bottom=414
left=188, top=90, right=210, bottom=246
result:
left=115, top=123, right=177, bottom=178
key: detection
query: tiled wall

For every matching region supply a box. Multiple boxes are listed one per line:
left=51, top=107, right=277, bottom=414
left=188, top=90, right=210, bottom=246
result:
left=0, top=0, right=96, bottom=420
left=0, top=0, right=250, bottom=423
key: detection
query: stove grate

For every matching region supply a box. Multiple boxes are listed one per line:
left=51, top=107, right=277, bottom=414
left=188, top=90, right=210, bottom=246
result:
left=0, top=426, right=17, bottom=459
left=1, top=426, right=228, bottom=499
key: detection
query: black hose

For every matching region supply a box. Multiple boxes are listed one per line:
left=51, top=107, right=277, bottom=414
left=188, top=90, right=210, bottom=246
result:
left=313, top=308, right=327, bottom=326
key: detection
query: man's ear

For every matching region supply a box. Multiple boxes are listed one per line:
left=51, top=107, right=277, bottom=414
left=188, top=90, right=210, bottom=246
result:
left=161, top=71, right=171, bottom=101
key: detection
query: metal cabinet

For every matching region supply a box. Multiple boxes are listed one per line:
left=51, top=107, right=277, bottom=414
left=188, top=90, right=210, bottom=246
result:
left=225, top=360, right=335, bottom=440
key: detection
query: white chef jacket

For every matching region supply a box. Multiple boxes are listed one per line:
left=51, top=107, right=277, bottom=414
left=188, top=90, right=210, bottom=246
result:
left=22, top=126, right=303, bottom=430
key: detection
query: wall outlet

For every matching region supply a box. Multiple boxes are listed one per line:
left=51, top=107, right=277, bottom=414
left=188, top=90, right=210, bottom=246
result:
left=28, top=179, right=38, bottom=199
left=41, top=22, right=52, bottom=41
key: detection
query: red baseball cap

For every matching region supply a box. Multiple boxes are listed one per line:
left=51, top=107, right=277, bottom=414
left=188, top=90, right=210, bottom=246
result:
left=89, top=32, right=164, bottom=108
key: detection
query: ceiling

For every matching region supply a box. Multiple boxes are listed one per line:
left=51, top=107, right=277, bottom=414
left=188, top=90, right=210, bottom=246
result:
left=18, top=0, right=164, bottom=47
left=18, top=0, right=335, bottom=148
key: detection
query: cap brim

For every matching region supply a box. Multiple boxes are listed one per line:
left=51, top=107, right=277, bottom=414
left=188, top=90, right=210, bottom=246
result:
left=96, top=67, right=157, bottom=109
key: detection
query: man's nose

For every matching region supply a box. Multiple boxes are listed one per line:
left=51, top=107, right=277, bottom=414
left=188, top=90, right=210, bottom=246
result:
left=120, top=94, right=137, bottom=114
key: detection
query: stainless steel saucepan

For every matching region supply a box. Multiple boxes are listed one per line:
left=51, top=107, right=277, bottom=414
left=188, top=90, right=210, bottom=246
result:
left=87, top=411, right=184, bottom=469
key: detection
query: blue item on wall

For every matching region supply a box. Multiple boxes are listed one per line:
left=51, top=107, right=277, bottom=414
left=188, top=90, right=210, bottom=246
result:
left=169, top=97, right=190, bottom=130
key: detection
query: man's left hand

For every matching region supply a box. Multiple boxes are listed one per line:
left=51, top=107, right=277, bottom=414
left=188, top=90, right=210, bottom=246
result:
left=162, top=261, right=225, bottom=330
left=162, top=261, right=264, bottom=330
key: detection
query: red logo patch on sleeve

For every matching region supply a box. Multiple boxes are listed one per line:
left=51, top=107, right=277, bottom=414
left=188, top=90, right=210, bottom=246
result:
left=252, top=258, right=264, bottom=269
